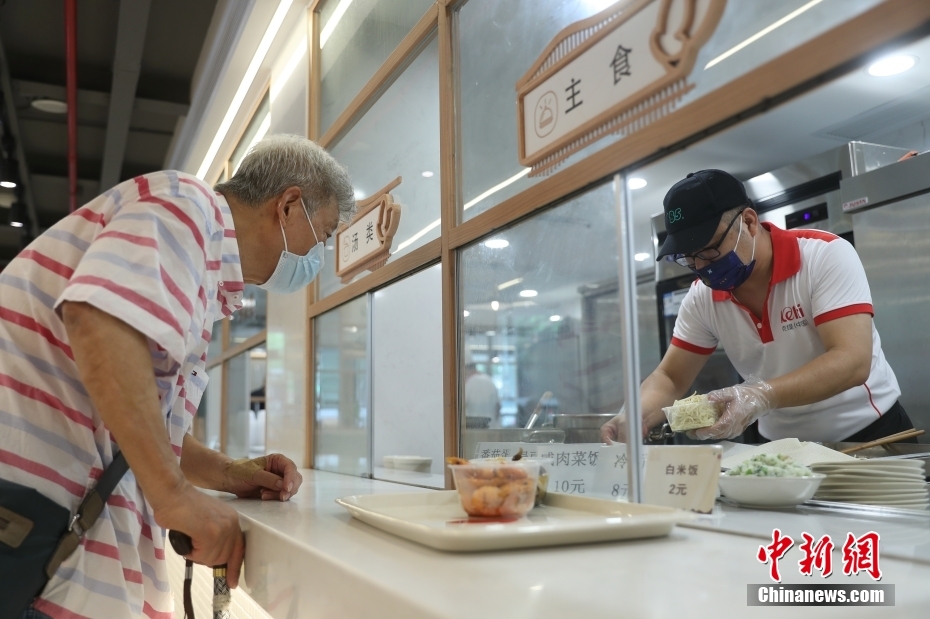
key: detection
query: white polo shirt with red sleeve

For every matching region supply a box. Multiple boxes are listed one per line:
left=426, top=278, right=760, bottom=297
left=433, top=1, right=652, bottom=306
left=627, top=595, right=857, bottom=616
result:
left=670, top=222, right=900, bottom=442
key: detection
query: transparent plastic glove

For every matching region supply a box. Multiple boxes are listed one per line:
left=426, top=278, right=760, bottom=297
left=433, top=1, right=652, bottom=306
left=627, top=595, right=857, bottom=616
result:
left=687, top=376, right=776, bottom=440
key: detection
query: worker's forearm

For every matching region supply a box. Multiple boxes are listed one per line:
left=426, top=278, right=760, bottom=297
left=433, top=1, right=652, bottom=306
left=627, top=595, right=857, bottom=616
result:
left=180, top=433, right=232, bottom=491
left=640, top=370, right=687, bottom=429
left=62, top=302, right=188, bottom=511
left=768, top=349, right=869, bottom=409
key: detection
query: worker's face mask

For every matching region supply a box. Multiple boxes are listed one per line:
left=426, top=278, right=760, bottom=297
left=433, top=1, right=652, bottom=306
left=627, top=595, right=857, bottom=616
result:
left=258, top=199, right=325, bottom=294
left=691, top=220, right=756, bottom=291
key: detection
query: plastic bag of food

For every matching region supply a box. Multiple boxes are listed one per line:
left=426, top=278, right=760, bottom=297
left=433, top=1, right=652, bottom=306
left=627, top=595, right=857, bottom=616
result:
left=663, top=393, right=720, bottom=432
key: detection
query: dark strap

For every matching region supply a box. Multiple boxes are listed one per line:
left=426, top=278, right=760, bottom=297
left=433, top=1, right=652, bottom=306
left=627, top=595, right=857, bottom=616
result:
left=45, top=451, right=130, bottom=577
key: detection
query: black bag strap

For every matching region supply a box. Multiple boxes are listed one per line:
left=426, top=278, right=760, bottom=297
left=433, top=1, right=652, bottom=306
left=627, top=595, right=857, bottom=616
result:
left=45, top=451, right=130, bottom=578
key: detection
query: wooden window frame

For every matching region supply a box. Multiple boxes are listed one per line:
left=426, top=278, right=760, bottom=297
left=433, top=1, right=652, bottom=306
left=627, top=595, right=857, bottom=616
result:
left=304, top=0, right=930, bottom=480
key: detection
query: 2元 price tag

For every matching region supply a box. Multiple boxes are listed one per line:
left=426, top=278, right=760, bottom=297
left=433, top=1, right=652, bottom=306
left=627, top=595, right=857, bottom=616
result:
left=643, top=445, right=721, bottom=513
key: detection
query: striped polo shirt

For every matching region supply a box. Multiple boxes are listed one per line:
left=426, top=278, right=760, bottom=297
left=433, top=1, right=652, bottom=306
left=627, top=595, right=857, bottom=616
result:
left=0, top=171, right=243, bottom=618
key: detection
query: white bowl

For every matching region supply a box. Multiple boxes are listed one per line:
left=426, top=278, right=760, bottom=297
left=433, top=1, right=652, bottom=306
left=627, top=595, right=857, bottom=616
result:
left=384, top=456, right=432, bottom=472
left=718, top=473, right=826, bottom=508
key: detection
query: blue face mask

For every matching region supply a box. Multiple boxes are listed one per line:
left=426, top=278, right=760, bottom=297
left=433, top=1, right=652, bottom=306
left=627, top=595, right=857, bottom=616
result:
left=258, top=199, right=325, bottom=294
left=692, top=221, right=756, bottom=291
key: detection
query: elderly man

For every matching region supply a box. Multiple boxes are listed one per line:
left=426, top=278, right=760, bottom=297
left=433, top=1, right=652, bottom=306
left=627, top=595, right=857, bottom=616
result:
left=0, top=134, right=355, bottom=618
left=601, top=169, right=912, bottom=445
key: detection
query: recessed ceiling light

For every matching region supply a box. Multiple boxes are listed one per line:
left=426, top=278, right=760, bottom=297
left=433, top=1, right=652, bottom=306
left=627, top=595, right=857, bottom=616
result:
left=353, top=189, right=365, bottom=200
left=628, top=177, right=647, bottom=189
left=868, top=55, right=917, bottom=76
left=549, top=315, right=561, bottom=322
left=463, top=310, right=470, bottom=317
left=31, top=99, right=68, bottom=114
left=0, top=181, right=16, bottom=189
left=484, top=239, right=509, bottom=249
left=519, top=289, right=538, bottom=298
left=10, top=221, right=23, bottom=228
left=491, top=356, right=500, bottom=363
left=421, top=171, right=434, bottom=178
left=497, top=277, right=523, bottom=290
left=491, top=301, right=499, bottom=311
left=634, top=252, right=649, bottom=261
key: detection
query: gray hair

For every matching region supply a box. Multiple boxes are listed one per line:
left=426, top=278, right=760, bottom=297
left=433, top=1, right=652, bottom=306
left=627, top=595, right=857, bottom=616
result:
left=215, top=134, right=356, bottom=222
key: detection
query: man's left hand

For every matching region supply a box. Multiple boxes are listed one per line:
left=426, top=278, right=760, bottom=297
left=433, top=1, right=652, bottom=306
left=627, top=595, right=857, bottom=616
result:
left=222, top=453, right=303, bottom=501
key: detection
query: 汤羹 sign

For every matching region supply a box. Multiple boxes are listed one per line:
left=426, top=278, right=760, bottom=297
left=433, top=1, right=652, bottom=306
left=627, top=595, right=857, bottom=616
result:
left=517, top=0, right=726, bottom=176
left=335, top=177, right=402, bottom=283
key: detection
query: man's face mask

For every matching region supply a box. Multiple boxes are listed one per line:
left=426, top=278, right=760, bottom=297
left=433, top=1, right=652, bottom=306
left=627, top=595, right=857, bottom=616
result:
left=691, top=219, right=756, bottom=291
left=258, top=198, right=325, bottom=294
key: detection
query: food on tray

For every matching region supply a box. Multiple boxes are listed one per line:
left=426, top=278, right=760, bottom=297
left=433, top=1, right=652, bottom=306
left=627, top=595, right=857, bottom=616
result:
left=447, top=460, right=541, bottom=517
left=664, top=393, right=719, bottom=432
left=725, top=453, right=814, bottom=477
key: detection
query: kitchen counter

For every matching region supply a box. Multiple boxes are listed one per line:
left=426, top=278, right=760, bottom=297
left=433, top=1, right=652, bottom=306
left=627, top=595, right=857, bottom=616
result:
left=230, top=470, right=930, bottom=619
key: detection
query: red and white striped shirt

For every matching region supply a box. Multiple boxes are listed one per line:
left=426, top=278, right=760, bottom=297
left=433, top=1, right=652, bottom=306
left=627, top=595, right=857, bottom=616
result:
left=0, top=171, right=243, bottom=618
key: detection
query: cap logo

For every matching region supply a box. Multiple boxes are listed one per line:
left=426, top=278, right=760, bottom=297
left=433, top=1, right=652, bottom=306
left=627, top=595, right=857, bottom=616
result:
left=667, top=208, right=684, bottom=224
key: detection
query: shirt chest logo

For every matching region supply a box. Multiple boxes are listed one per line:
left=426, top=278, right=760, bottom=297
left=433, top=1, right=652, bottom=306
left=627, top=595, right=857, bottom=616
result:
left=780, top=303, right=810, bottom=332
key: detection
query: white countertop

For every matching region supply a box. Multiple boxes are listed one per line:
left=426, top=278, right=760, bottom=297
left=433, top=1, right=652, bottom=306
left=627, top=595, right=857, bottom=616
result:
left=229, top=470, right=930, bottom=619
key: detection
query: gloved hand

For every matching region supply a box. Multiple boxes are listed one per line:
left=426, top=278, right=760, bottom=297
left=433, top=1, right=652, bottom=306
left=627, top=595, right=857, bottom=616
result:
left=688, top=377, right=777, bottom=440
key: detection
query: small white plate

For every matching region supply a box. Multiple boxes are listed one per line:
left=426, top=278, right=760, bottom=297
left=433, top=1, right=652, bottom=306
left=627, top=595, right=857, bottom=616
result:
left=336, top=491, right=692, bottom=552
left=813, top=470, right=926, bottom=481
left=817, top=481, right=925, bottom=491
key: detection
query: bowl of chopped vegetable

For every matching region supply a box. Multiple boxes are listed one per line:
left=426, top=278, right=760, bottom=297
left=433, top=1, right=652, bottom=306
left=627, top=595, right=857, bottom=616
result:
left=719, top=454, right=826, bottom=508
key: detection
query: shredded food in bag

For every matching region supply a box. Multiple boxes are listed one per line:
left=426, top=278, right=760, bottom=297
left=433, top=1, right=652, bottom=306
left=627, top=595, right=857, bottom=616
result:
left=665, top=393, right=718, bottom=432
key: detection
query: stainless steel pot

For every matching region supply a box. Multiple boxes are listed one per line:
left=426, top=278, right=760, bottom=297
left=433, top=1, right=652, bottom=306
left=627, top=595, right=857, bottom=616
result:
left=551, top=414, right=616, bottom=443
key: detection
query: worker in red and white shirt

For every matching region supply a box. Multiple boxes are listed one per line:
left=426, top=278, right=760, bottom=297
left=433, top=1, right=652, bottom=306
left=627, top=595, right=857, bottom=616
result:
left=0, top=134, right=354, bottom=619
left=602, top=169, right=914, bottom=444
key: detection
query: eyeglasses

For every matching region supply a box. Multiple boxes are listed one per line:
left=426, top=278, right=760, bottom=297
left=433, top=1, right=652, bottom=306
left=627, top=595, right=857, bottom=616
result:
left=673, top=209, right=745, bottom=268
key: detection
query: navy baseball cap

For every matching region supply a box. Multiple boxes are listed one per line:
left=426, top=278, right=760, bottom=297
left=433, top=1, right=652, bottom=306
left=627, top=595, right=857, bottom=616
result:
left=656, top=169, right=750, bottom=260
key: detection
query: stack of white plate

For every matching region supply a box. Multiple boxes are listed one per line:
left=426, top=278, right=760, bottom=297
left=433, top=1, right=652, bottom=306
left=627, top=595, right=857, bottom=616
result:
left=811, top=460, right=928, bottom=510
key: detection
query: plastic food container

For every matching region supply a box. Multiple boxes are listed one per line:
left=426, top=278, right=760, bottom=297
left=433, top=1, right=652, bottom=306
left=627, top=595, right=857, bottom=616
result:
left=448, top=460, right=541, bottom=518
left=663, top=398, right=719, bottom=433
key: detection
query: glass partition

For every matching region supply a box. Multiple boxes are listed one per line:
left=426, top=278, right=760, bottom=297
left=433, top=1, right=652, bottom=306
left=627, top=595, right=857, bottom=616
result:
left=319, top=0, right=435, bottom=135
left=319, top=37, right=441, bottom=298
left=207, top=318, right=225, bottom=361
left=314, top=295, right=370, bottom=475
left=459, top=181, right=624, bottom=456
left=371, top=264, right=444, bottom=488
left=194, top=365, right=222, bottom=452
left=224, top=345, right=267, bottom=459
left=230, top=284, right=267, bottom=344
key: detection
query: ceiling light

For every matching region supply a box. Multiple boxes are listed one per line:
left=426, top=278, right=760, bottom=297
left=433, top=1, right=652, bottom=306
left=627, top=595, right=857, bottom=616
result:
left=270, top=36, right=308, bottom=102
left=421, top=171, right=434, bottom=178
left=491, top=301, right=499, bottom=311
left=497, top=277, right=523, bottom=291
left=491, top=356, right=500, bottom=363
left=628, top=177, right=647, bottom=189
left=354, top=189, right=365, bottom=200
left=0, top=181, right=15, bottom=189
left=549, top=315, right=561, bottom=322
left=634, top=252, right=649, bottom=261
left=464, top=168, right=531, bottom=211
left=31, top=99, right=68, bottom=114
left=519, top=289, right=538, bottom=298
left=868, top=55, right=917, bottom=76
left=0, top=159, right=18, bottom=189
left=463, top=310, right=470, bottom=317
left=484, top=239, right=509, bottom=249
left=704, top=0, right=824, bottom=70
left=395, top=217, right=440, bottom=251
left=320, top=0, right=354, bottom=47
left=197, top=0, right=293, bottom=179
left=8, top=201, right=26, bottom=227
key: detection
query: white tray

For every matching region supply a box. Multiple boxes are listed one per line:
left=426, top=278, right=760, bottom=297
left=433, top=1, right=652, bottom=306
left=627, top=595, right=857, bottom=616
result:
left=336, top=490, right=692, bottom=552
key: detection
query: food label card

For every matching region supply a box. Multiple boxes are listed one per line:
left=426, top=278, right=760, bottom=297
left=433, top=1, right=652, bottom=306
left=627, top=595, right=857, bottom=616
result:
left=643, top=445, right=721, bottom=513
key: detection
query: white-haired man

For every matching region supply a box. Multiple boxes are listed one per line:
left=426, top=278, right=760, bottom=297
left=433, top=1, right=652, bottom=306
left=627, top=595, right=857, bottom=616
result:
left=0, top=135, right=355, bottom=618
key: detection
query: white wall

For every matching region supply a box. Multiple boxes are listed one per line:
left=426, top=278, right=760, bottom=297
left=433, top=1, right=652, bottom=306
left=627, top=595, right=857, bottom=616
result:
left=371, top=264, right=444, bottom=481
left=264, top=18, right=311, bottom=465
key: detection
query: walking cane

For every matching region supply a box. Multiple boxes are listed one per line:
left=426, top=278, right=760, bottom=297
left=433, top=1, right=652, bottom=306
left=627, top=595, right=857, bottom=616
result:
left=168, top=530, right=230, bottom=619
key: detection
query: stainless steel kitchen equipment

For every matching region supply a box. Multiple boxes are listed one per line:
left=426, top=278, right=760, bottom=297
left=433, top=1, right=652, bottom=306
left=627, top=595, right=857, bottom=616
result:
left=551, top=413, right=616, bottom=443
left=839, top=150, right=930, bottom=443
left=745, top=141, right=909, bottom=238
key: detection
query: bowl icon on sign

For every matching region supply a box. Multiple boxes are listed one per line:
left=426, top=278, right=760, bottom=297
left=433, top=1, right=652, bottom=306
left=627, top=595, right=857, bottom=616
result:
left=534, top=91, right=557, bottom=138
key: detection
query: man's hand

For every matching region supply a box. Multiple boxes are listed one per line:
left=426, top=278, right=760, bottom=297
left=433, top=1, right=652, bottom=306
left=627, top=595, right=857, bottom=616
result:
left=221, top=454, right=303, bottom=501
left=154, top=484, right=245, bottom=588
left=689, top=378, right=776, bottom=440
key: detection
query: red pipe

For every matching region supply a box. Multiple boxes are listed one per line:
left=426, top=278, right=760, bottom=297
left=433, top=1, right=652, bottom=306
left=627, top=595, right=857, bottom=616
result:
left=65, top=0, right=78, bottom=212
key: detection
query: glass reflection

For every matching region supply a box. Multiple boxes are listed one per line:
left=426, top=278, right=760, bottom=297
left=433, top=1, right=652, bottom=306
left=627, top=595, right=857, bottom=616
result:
left=314, top=295, right=369, bottom=476
left=230, top=285, right=267, bottom=344
left=319, top=0, right=435, bottom=135
left=225, top=346, right=267, bottom=459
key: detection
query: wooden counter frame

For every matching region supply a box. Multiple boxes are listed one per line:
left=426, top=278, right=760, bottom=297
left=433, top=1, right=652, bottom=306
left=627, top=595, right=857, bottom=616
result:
left=303, top=0, right=930, bottom=484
